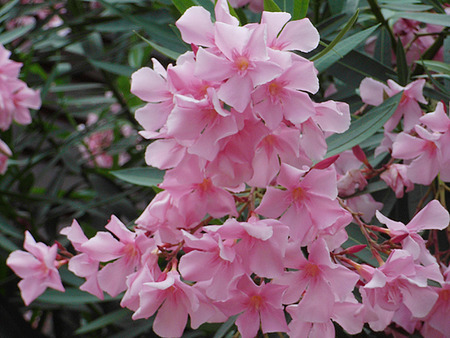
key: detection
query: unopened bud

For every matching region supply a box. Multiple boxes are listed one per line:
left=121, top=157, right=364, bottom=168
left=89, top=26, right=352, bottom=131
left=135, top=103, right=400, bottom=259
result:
left=345, top=244, right=367, bottom=254
left=352, top=145, right=370, bottom=167
left=313, top=154, right=340, bottom=170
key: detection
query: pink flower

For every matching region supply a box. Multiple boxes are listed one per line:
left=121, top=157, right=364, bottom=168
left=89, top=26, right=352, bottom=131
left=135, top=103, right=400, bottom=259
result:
left=261, top=11, right=320, bottom=52
left=218, top=275, right=288, bottom=338
left=391, top=126, right=443, bottom=185
left=421, top=265, right=450, bottom=337
left=6, top=231, right=64, bottom=305
left=132, top=270, right=204, bottom=337
left=251, top=56, right=317, bottom=130
left=359, top=78, right=426, bottom=132
left=60, top=220, right=103, bottom=299
left=376, top=200, right=449, bottom=265
left=179, top=231, right=244, bottom=300
left=380, top=163, right=414, bottom=198
left=80, top=216, right=151, bottom=297
left=0, top=44, right=21, bottom=78
left=362, top=250, right=442, bottom=331
left=255, top=164, right=349, bottom=245
left=194, top=23, right=282, bottom=112
left=210, top=215, right=290, bottom=278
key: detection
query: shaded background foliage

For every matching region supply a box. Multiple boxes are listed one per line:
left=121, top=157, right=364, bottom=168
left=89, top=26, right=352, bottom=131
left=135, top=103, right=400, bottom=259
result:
left=0, top=0, right=448, bottom=337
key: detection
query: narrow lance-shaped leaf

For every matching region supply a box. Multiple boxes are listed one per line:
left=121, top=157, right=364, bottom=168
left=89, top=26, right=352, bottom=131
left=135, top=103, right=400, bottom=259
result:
left=311, top=9, right=359, bottom=62
left=110, top=167, right=165, bottom=187
left=37, top=288, right=120, bottom=305
left=172, top=0, right=197, bottom=14
left=416, top=60, right=450, bottom=76
left=293, top=0, right=309, bottom=20
left=0, top=24, right=34, bottom=45
left=314, top=24, right=380, bottom=72
left=326, top=93, right=402, bottom=157
left=374, top=26, right=392, bottom=66
left=392, top=12, right=450, bottom=27
left=133, top=31, right=181, bottom=61
left=75, top=309, right=130, bottom=335
left=0, top=0, right=19, bottom=22
left=264, top=0, right=282, bottom=12
left=395, top=37, right=409, bottom=86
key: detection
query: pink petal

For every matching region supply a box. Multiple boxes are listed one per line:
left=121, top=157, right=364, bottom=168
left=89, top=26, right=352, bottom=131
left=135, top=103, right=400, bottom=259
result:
left=131, top=67, right=170, bottom=102
left=359, top=77, right=388, bottom=106
left=217, top=75, right=253, bottom=112
left=194, top=47, right=233, bottom=82
left=18, top=278, right=48, bottom=306
left=175, top=6, right=215, bottom=46
left=277, top=18, right=319, bottom=52
left=153, top=294, right=189, bottom=337
left=407, top=200, right=450, bottom=232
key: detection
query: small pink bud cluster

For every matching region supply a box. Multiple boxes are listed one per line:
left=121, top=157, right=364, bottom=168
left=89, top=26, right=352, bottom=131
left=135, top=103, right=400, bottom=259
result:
left=78, top=113, right=133, bottom=168
left=0, top=44, right=41, bottom=174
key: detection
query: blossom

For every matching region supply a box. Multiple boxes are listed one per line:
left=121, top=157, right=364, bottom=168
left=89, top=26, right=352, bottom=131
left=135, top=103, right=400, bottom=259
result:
left=80, top=216, right=152, bottom=297
left=359, top=78, right=426, bottom=132
left=218, top=275, right=288, bottom=338
left=380, top=163, right=414, bottom=198
left=256, top=164, right=350, bottom=245
left=60, top=220, right=103, bottom=299
left=376, top=200, right=449, bottom=265
left=362, top=250, right=443, bottom=332
left=6, top=231, right=64, bottom=305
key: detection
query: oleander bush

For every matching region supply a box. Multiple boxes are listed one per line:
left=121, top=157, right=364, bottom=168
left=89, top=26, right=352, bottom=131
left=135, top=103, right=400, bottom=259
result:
left=0, top=0, right=449, bottom=337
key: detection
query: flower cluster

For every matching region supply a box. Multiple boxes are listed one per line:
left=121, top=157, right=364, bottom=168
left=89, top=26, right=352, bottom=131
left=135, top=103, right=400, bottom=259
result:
left=78, top=112, right=133, bottom=168
left=6, top=1, right=450, bottom=337
left=360, top=78, right=450, bottom=187
left=0, top=44, right=41, bottom=174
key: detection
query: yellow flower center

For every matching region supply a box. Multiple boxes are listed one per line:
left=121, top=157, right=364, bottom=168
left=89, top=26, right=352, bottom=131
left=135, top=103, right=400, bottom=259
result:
left=235, top=56, right=249, bottom=73
left=250, top=294, right=263, bottom=310
left=304, top=262, right=320, bottom=278
left=292, top=187, right=306, bottom=202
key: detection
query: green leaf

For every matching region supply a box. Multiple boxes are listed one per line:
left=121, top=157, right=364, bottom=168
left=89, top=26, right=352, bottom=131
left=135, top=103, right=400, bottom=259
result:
left=417, top=60, right=450, bottom=75
left=392, top=12, right=450, bottom=27
left=0, top=233, right=19, bottom=252
left=326, top=93, right=402, bottom=157
left=314, top=24, right=381, bottom=72
left=381, top=3, right=432, bottom=11
left=374, top=26, right=392, bottom=66
left=264, top=0, right=282, bottom=12
left=133, top=31, right=181, bottom=60
left=75, top=309, right=129, bottom=334
left=0, top=0, right=19, bottom=21
left=293, top=0, right=309, bottom=19
left=328, top=49, right=396, bottom=86
left=419, top=0, right=445, bottom=13
left=0, top=24, right=35, bottom=45
left=395, top=37, right=409, bottom=86
left=213, top=315, right=238, bottom=338
left=311, top=9, right=359, bottom=62
left=172, top=0, right=196, bottom=14
left=36, top=288, right=120, bottom=304
left=0, top=214, right=22, bottom=239
left=109, top=319, right=154, bottom=338
left=110, top=167, right=164, bottom=187
left=327, top=0, right=345, bottom=15
left=89, top=59, right=136, bottom=77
